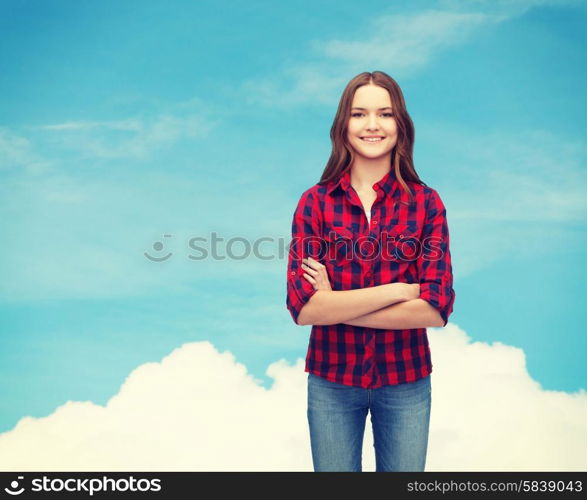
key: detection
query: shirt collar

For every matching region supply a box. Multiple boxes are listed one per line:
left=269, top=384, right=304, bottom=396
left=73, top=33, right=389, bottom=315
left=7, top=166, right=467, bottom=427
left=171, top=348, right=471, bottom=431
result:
left=326, top=168, right=397, bottom=197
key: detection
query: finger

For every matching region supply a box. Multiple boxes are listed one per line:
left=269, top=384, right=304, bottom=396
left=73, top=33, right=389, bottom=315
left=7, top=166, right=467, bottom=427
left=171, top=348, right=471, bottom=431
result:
left=303, top=260, right=319, bottom=271
left=303, top=273, right=316, bottom=284
left=306, top=257, right=325, bottom=269
left=302, top=263, right=318, bottom=274
left=313, top=257, right=326, bottom=268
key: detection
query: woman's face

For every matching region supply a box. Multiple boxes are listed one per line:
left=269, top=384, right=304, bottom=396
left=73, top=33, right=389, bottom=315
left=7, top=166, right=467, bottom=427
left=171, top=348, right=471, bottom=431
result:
left=346, top=84, right=398, bottom=161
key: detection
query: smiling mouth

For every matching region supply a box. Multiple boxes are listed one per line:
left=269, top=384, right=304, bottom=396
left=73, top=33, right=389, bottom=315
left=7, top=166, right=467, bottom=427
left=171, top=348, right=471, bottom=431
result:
left=361, top=137, right=384, bottom=142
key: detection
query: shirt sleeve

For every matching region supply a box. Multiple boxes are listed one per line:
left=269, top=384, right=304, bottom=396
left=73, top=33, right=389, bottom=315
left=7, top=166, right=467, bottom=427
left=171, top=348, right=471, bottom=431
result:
left=286, top=190, right=321, bottom=325
left=417, top=188, right=456, bottom=327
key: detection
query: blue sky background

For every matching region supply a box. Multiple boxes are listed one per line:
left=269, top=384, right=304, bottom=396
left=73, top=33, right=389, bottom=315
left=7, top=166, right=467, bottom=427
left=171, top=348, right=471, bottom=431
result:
left=1, top=0, right=586, bottom=435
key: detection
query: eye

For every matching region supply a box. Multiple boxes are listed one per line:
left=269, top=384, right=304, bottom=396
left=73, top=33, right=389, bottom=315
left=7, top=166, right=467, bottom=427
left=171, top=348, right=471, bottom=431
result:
left=350, top=112, right=394, bottom=118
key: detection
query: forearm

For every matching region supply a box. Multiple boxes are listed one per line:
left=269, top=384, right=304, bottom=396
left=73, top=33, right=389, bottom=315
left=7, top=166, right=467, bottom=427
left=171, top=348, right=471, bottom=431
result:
left=297, top=284, right=408, bottom=326
left=343, top=298, right=445, bottom=329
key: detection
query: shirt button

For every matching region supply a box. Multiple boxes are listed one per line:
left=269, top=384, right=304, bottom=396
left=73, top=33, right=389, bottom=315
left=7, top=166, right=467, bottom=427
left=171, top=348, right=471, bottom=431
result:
left=372, top=220, right=378, bottom=225
left=290, top=271, right=296, bottom=275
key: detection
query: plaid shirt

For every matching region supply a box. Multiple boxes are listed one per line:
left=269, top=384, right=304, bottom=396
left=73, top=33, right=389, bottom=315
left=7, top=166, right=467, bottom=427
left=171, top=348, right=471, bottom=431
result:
left=286, top=168, right=455, bottom=388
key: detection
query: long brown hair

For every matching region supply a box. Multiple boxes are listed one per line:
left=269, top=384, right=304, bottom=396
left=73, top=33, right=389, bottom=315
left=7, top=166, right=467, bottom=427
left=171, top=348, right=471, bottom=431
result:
left=319, top=71, right=425, bottom=202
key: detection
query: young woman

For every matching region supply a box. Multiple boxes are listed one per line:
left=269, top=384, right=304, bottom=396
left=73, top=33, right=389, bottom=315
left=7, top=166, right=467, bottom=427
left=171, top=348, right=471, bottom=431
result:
left=286, top=71, right=456, bottom=472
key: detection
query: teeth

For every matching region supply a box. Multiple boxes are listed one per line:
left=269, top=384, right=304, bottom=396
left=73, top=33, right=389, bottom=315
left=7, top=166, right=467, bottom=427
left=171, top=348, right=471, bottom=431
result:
left=362, top=137, right=383, bottom=142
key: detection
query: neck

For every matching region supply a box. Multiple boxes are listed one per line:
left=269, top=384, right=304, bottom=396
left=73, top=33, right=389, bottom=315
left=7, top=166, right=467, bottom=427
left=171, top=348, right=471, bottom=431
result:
left=350, top=155, right=392, bottom=191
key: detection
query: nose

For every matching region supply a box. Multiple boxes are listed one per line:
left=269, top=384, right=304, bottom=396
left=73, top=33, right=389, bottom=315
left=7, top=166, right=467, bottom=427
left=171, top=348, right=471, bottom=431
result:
left=366, top=112, right=379, bottom=131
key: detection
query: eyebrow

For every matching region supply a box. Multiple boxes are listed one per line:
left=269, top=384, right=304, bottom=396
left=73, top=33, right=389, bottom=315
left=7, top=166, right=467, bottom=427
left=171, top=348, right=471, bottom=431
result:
left=351, top=107, right=393, bottom=111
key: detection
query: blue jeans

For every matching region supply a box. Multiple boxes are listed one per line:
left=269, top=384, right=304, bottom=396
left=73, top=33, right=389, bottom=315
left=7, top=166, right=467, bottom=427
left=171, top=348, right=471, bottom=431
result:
left=307, top=372, right=431, bottom=472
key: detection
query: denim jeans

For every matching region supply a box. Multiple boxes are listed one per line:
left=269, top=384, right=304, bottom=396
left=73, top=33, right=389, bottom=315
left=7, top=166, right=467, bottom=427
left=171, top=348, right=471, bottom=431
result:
left=307, top=372, right=432, bottom=472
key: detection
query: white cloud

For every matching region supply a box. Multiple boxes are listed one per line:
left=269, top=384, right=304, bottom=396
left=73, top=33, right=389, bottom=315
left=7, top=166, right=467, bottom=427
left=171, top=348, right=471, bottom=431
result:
left=318, top=11, right=491, bottom=72
left=240, top=0, right=582, bottom=108
left=241, top=9, right=494, bottom=109
left=0, top=324, right=585, bottom=471
left=38, top=119, right=143, bottom=132
left=0, top=128, right=52, bottom=174
left=438, top=0, right=584, bottom=18
left=32, top=113, right=219, bottom=160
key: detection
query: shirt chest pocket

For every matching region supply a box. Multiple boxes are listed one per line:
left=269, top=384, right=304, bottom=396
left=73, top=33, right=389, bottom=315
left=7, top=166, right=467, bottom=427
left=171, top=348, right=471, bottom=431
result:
left=323, top=224, right=355, bottom=267
left=380, top=222, right=422, bottom=262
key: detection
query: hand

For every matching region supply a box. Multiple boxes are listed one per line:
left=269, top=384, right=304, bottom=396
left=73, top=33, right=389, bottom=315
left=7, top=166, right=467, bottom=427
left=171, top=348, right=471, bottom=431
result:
left=302, top=257, right=332, bottom=291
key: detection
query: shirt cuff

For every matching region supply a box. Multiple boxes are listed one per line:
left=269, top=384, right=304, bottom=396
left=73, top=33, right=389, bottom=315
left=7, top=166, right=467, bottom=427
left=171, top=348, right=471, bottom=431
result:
left=419, top=280, right=454, bottom=327
left=287, top=270, right=318, bottom=324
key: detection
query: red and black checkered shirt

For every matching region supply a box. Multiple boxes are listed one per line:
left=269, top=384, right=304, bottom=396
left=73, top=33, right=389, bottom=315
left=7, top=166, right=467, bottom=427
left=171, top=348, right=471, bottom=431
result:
left=286, top=168, right=455, bottom=388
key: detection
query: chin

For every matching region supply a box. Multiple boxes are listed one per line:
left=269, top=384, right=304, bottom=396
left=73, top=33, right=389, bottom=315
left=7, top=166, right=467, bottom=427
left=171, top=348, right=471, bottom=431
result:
left=355, top=146, right=394, bottom=158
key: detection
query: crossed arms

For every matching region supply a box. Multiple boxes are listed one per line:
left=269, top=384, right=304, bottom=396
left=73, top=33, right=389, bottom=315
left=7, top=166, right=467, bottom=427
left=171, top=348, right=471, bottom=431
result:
left=296, top=270, right=445, bottom=329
